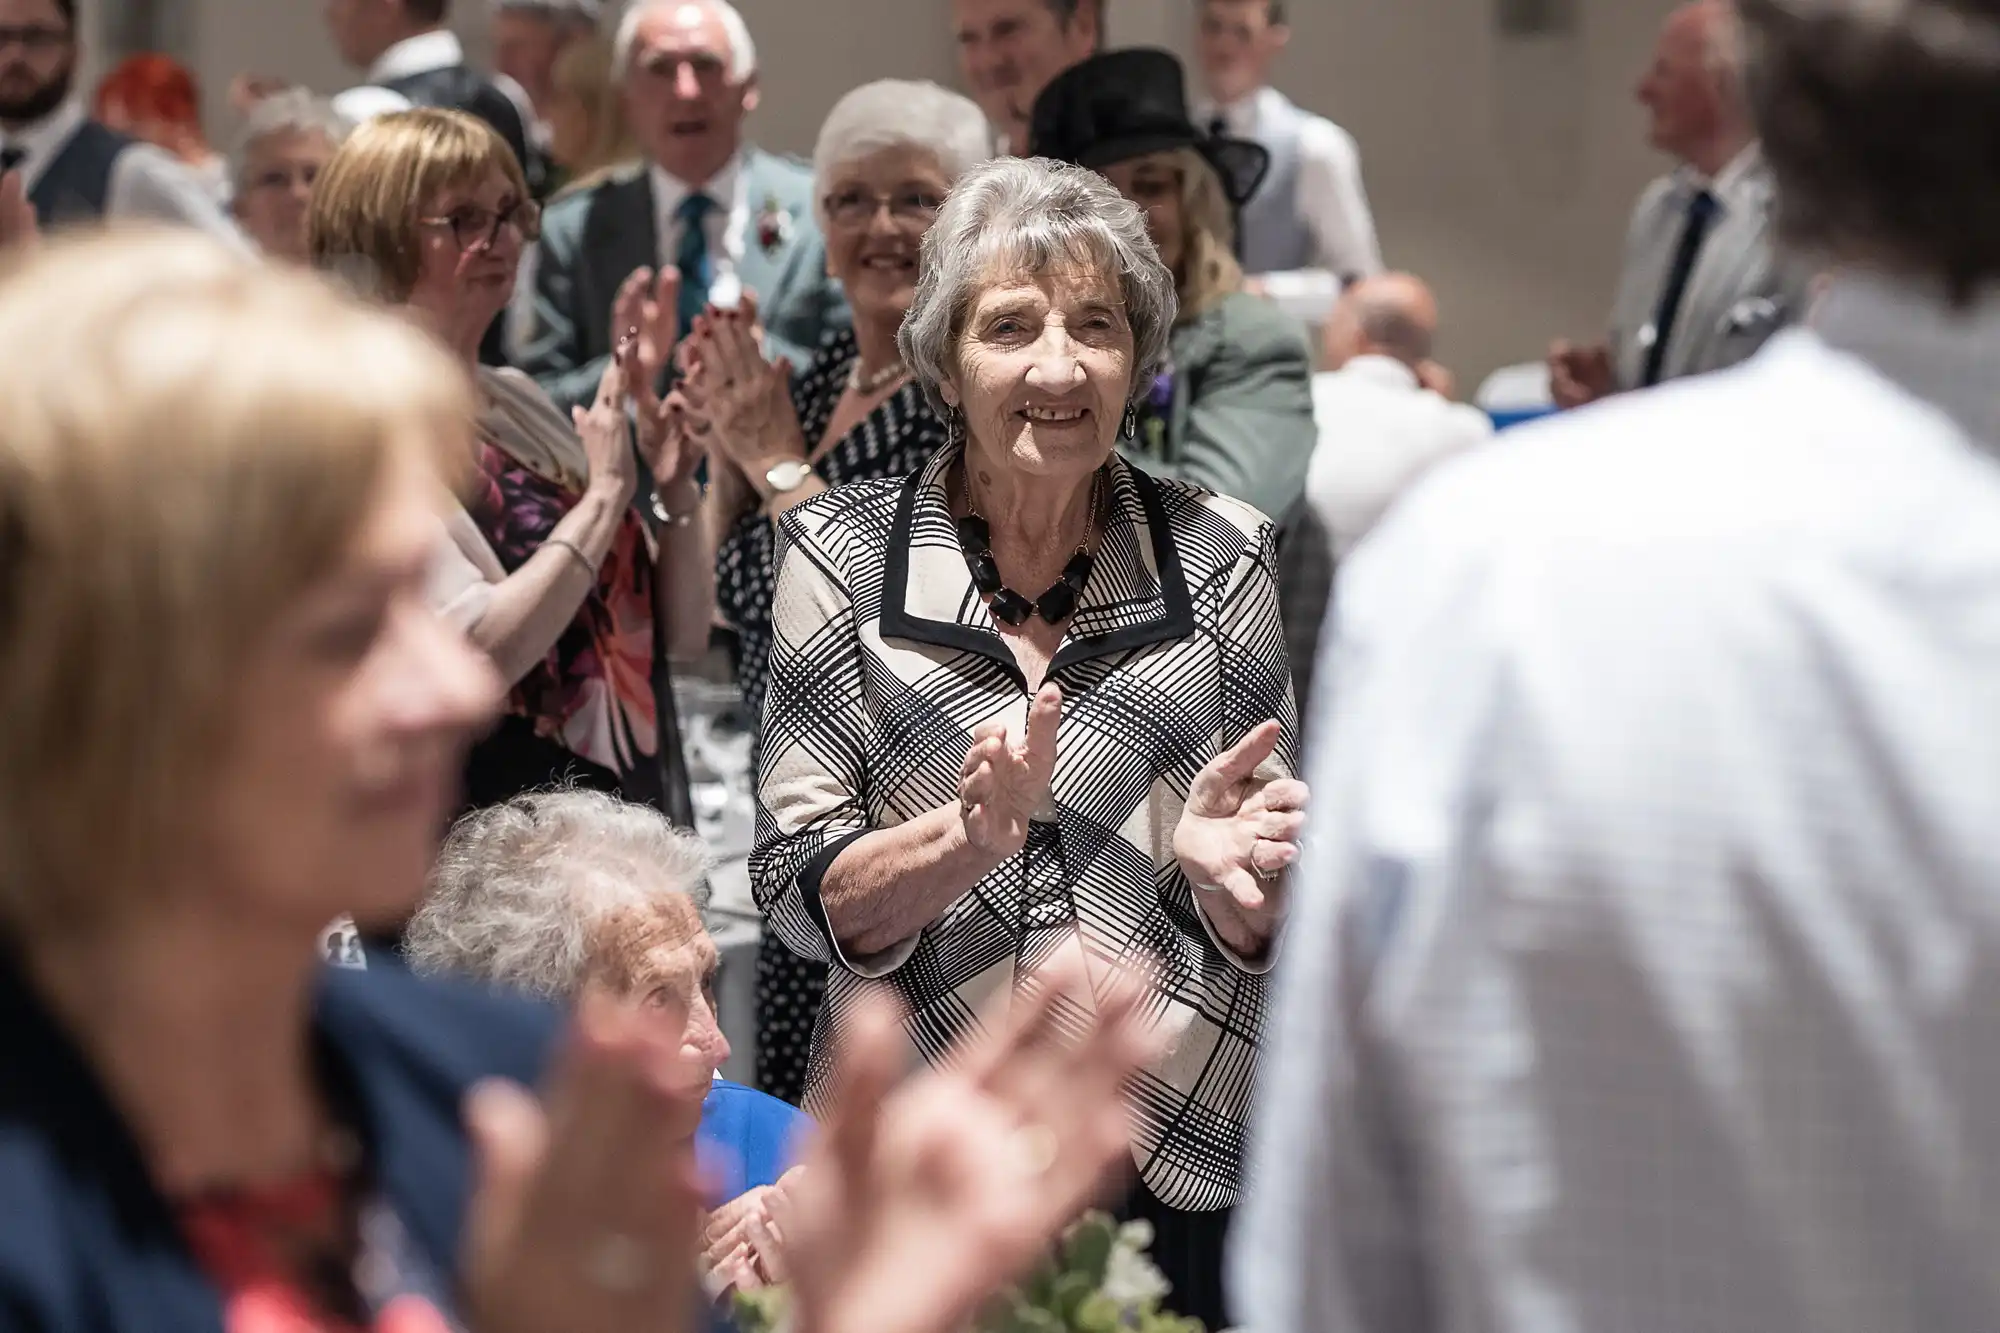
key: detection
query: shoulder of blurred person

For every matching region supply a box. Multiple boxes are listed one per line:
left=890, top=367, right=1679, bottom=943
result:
left=0, top=948, right=559, bottom=1330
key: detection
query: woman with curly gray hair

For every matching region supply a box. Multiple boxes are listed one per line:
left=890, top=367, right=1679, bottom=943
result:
left=750, top=154, right=1309, bottom=1326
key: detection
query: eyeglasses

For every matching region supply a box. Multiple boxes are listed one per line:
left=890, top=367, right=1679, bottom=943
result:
left=822, top=187, right=944, bottom=229
left=417, top=198, right=542, bottom=249
left=0, top=25, right=70, bottom=53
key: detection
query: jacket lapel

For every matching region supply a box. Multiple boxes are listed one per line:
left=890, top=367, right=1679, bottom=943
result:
left=587, top=172, right=658, bottom=338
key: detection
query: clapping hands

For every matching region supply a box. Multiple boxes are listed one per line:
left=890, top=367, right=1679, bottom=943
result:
left=609, top=266, right=704, bottom=492
left=957, top=683, right=1064, bottom=858
left=675, top=292, right=805, bottom=473
left=1171, top=721, right=1308, bottom=951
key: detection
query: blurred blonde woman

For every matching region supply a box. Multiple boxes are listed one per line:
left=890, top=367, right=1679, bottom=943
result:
left=545, top=31, right=639, bottom=195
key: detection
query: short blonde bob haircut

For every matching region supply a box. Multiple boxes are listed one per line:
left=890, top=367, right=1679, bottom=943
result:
left=0, top=227, right=470, bottom=931
left=309, top=107, right=530, bottom=303
left=1165, top=147, right=1245, bottom=323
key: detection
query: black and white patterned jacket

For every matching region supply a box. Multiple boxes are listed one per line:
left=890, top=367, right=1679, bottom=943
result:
left=751, top=445, right=1297, bottom=1210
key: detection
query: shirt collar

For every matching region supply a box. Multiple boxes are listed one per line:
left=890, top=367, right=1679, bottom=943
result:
left=1675, top=141, right=1762, bottom=210
left=648, top=152, right=743, bottom=222
left=0, top=99, right=85, bottom=187
left=1195, top=86, right=1271, bottom=137
left=366, top=28, right=464, bottom=83
left=1334, top=354, right=1423, bottom=391
left=879, top=446, right=1197, bottom=687
left=1810, top=267, right=2000, bottom=454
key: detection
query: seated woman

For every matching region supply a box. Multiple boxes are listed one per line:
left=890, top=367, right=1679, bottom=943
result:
left=228, top=90, right=350, bottom=263
left=752, top=155, right=1309, bottom=1329
left=1028, top=48, right=1318, bottom=522
left=95, top=54, right=229, bottom=204
left=311, top=109, right=711, bottom=817
left=405, top=788, right=805, bottom=1291
left=673, top=78, right=990, bottom=1106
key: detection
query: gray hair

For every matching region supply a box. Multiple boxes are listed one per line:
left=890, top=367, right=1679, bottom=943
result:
left=405, top=789, right=713, bottom=1002
left=612, top=0, right=757, bottom=82
left=490, top=0, right=602, bottom=22
left=811, top=80, right=992, bottom=233
left=897, top=156, right=1178, bottom=417
left=229, top=91, right=353, bottom=196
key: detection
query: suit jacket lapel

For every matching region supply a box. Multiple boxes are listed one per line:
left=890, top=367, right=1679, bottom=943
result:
left=1672, top=164, right=1774, bottom=378
left=585, top=172, right=657, bottom=357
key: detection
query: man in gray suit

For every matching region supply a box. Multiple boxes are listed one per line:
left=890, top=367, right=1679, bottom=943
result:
left=519, top=0, right=846, bottom=413
left=1550, top=0, right=1810, bottom=407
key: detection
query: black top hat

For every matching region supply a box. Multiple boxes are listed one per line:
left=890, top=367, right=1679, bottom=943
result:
left=1027, top=49, right=1271, bottom=207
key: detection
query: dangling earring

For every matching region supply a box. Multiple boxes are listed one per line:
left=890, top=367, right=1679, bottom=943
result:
left=1120, top=404, right=1139, bottom=440
left=945, top=404, right=964, bottom=446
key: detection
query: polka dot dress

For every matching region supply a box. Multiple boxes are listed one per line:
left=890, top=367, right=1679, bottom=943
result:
left=716, top=326, right=952, bottom=1106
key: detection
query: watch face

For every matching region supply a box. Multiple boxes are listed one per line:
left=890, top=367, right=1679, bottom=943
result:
left=768, top=461, right=810, bottom=491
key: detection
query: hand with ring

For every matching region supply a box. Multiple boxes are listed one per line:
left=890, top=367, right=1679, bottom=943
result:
left=1170, top=720, right=1307, bottom=940
left=676, top=292, right=805, bottom=474
left=955, top=683, right=1063, bottom=860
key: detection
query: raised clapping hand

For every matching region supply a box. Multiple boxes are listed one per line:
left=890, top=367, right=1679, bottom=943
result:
left=461, top=994, right=710, bottom=1333
left=703, top=1164, right=802, bottom=1295
left=572, top=344, right=641, bottom=510
left=957, top=683, right=1063, bottom=858
left=1171, top=720, right=1309, bottom=932
left=608, top=266, right=705, bottom=491
left=777, top=953, right=1161, bottom=1333
left=676, top=292, right=805, bottom=473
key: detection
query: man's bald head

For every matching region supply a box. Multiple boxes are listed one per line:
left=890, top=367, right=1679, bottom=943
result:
left=1323, top=273, right=1439, bottom=372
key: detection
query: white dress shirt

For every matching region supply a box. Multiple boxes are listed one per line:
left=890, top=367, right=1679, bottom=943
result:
left=0, top=99, right=244, bottom=246
left=1234, top=270, right=2000, bottom=1333
left=1308, top=355, right=1494, bottom=557
left=648, top=154, right=751, bottom=308
left=1202, top=86, right=1383, bottom=327
left=331, top=28, right=466, bottom=123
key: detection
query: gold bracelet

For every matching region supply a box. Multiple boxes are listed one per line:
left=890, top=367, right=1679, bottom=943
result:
left=545, top=537, right=598, bottom=579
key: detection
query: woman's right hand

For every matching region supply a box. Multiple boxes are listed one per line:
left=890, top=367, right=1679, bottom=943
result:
left=461, top=995, right=710, bottom=1333
left=957, top=683, right=1063, bottom=858
left=572, top=345, right=640, bottom=509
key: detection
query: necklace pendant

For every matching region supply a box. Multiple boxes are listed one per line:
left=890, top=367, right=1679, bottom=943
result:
left=989, top=589, right=1034, bottom=626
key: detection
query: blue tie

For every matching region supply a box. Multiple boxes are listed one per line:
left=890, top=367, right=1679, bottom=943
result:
left=675, top=193, right=716, bottom=332
left=1641, top=188, right=1720, bottom=388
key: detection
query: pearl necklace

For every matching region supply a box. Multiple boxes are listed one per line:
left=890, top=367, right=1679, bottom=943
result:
left=848, top=356, right=909, bottom=396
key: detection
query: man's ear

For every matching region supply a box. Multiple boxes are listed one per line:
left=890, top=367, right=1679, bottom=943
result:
left=741, top=74, right=761, bottom=117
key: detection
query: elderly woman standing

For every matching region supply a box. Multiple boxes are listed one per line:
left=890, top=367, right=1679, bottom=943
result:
left=228, top=90, right=351, bottom=262
left=1029, top=49, right=1318, bottom=523
left=312, top=109, right=711, bottom=816
left=676, top=78, right=990, bottom=1105
left=406, top=789, right=808, bottom=1294
left=752, top=156, right=1307, bottom=1327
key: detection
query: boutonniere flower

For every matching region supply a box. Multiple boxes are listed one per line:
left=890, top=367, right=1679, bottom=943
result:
left=756, top=194, right=794, bottom=255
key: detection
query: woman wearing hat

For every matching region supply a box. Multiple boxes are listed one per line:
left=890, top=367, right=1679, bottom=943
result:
left=1029, top=48, right=1318, bottom=524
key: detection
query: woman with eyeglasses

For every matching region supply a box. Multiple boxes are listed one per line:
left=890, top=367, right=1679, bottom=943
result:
left=675, top=79, right=990, bottom=1107
left=311, top=108, right=712, bottom=818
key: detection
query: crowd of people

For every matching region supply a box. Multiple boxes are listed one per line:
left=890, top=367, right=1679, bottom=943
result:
left=0, top=0, right=1996, bottom=1329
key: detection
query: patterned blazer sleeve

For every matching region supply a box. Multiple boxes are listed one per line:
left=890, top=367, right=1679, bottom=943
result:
left=749, top=510, right=882, bottom=971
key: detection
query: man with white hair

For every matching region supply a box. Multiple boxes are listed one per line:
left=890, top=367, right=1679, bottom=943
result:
left=1548, top=0, right=1810, bottom=406
left=1236, top=0, right=2000, bottom=1325
left=520, top=0, right=846, bottom=413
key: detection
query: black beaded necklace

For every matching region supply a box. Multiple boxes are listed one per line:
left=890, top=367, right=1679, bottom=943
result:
left=954, top=466, right=1105, bottom=627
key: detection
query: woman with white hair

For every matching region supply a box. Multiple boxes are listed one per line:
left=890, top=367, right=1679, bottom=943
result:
left=751, top=155, right=1308, bottom=1327
left=406, top=787, right=808, bottom=1293
left=674, top=77, right=991, bottom=1106
left=228, top=89, right=352, bottom=263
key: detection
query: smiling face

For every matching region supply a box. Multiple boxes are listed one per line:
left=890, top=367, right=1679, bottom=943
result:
left=402, top=166, right=532, bottom=330
left=621, top=0, right=756, bottom=186
left=822, top=143, right=951, bottom=333
left=947, top=261, right=1136, bottom=482
left=953, top=0, right=1097, bottom=150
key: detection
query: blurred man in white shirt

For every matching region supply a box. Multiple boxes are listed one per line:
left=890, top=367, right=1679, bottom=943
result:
left=954, top=0, right=1101, bottom=156
left=1236, top=0, right=2000, bottom=1328
left=1307, top=273, right=1490, bottom=560
left=1195, top=0, right=1382, bottom=329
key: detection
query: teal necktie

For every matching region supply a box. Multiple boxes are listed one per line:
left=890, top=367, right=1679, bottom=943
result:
left=675, top=193, right=716, bottom=332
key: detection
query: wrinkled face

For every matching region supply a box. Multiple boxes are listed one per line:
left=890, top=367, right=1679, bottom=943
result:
left=403, top=166, right=535, bottom=328
left=1636, top=10, right=1723, bottom=162
left=0, top=0, right=74, bottom=126
left=197, top=447, right=502, bottom=934
left=820, top=144, right=950, bottom=331
left=1196, top=0, right=1287, bottom=107
left=948, top=262, right=1135, bottom=482
left=621, top=1, right=755, bottom=186
left=492, top=8, right=571, bottom=115
left=585, top=892, right=729, bottom=1074
left=232, top=129, right=338, bottom=264
left=1101, top=152, right=1185, bottom=276
left=953, top=0, right=1096, bottom=146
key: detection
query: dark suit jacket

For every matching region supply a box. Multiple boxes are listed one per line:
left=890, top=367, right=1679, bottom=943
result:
left=520, top=149, right=849, bottom=414
left=0, top=953, right=559, bottom=1332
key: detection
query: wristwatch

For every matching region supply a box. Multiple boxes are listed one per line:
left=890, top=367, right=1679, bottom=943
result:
left=765, top=459, right=816, bottom=494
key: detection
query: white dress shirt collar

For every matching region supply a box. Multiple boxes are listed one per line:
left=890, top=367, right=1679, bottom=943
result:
left=648, top=152, right=749, bottom=301
left=1198, top=86, right=1278, bottom=137
left=1812, top=268, right=2000, bottom=453
left=647, top=152, right=742, bottom=224
left=1675, top=140, right=1762, bottom=210
left=365, top=28, right=464, bottom=83
left=0, top=98, right=86, bottom=190
left=1334, top=353, right=1422, bottom=391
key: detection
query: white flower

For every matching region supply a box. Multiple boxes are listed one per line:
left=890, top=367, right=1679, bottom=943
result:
left=1100, top=1226, right=1172, bottom=1310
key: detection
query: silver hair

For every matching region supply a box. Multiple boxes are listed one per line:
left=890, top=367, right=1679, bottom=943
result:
left=229, top=91, right=353, bottom=197
left=405, top=789, right=713, bottom=1002
left=811, top=80, right=992, bottom=234
left=490, top=0, right=602, bottom=22
left=612, top=0, right=757, bottom=82
left=897, top=156, right=1178, bottom=417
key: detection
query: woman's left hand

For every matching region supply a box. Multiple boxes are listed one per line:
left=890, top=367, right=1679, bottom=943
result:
left=677, top=298, right=805, bottom=475
left=1171, top=720, right=1308, bottom=915
left=611, top=267, right=704, bottom=487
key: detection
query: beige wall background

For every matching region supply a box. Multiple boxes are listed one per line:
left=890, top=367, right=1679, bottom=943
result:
left=109, top=0, right=1682, bottom=383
